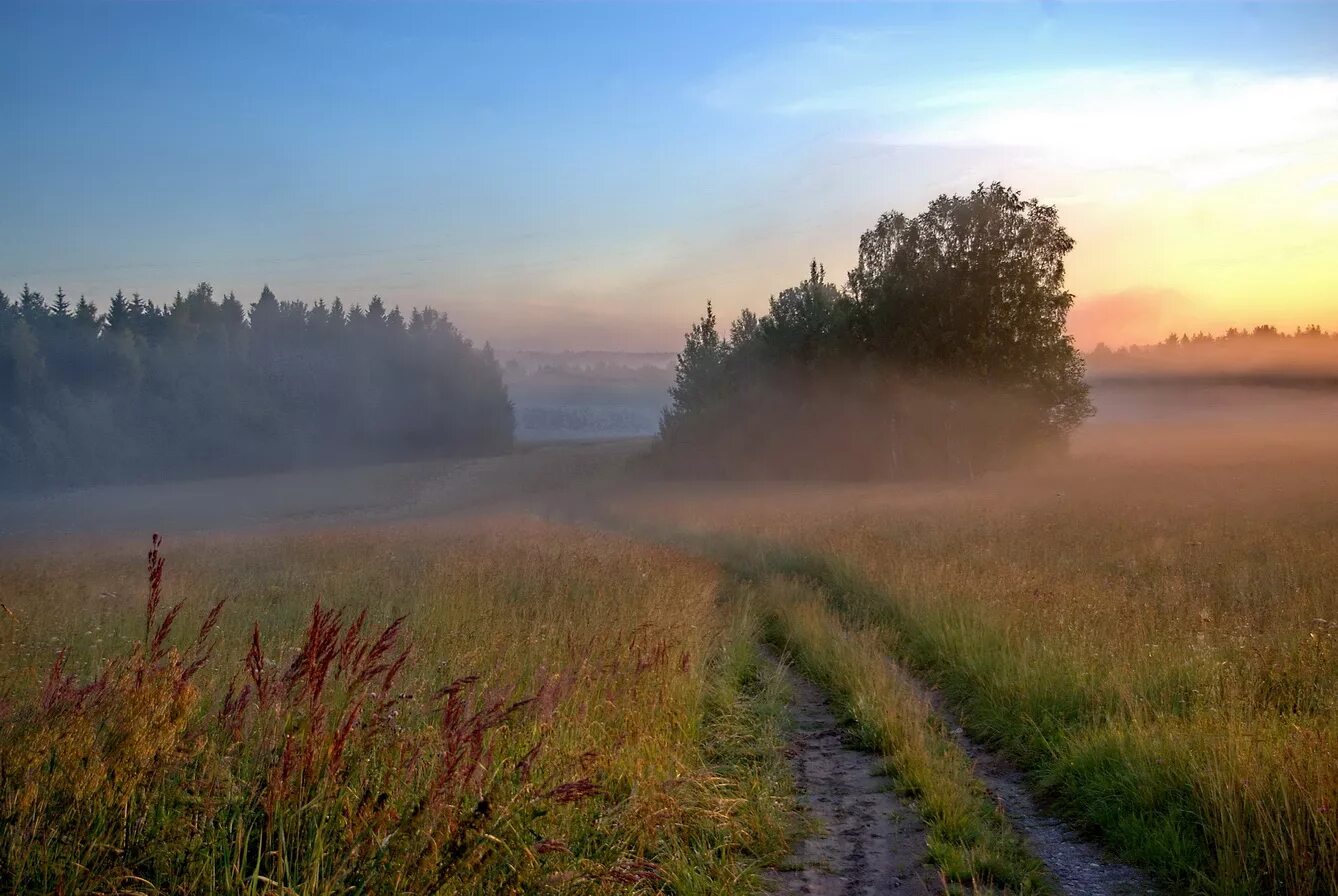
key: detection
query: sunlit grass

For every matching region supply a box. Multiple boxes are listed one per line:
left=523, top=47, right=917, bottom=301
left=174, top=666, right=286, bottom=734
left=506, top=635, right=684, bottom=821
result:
left=614, top=429, right=1338, bottom=894
left=0, top=516, right=793, bottom=894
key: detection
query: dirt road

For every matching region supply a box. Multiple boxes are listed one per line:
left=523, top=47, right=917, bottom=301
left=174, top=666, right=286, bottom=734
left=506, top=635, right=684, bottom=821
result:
left=768, top=657, right=941, bottom=896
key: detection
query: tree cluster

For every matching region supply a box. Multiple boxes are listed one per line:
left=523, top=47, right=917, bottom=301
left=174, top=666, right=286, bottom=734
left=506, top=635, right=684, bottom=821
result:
left=657, top=183, right=1093, bottom=478
left=0, top=283, right=513, bottom=491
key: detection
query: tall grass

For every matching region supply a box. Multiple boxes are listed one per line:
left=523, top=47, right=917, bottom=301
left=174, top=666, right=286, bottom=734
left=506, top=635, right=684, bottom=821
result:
left=0, top=519, right=794, bottom=894
left=614, top=431, right=1338, bottom=894
left=793, top=481, right=1338, bottom=894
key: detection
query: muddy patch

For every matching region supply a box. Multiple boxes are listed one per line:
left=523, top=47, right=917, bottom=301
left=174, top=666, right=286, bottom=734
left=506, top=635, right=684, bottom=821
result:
left=768, top=655, right=940, bottom=896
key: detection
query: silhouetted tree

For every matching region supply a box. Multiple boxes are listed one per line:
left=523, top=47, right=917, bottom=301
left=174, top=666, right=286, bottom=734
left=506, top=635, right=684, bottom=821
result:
left=18, top=285, right=45, bottom=324
left=659, top=300, right=727, bottom=443
left=1084, top=322, right=1338, bottom=380
left=105, top=290, right=132, bottom=334
left=51, top=288, right=71, bottom=319
left=74, top=296, right=98, bottom=331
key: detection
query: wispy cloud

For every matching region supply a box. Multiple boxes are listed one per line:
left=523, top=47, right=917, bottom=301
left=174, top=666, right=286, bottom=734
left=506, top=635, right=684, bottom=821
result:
left=705, top=28, right=1338, bottom=343
left=892, top=69, right=1338, bottom=173
left=708, top=26, right=1338, bottom=219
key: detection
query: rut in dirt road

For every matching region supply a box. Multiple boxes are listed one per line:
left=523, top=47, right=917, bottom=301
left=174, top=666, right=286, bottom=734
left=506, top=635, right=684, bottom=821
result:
left=767, top=656, right=941, bottom=896
left=911, top=678, right=1157, bottom=896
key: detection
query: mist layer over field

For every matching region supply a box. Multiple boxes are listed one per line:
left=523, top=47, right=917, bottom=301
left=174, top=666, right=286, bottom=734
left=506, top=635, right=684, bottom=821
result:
left=610, top=412, right=1338, bottom=892
left=3, top=376, right=1337, bottom=894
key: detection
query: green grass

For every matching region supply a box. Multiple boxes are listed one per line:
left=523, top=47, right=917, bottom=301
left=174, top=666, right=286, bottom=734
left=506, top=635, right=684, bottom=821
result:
left=754, top=576, right=1050, bottom=895
left=612, top=431, right=1338, bottom=894
left=669, top=604, right=797, bottom=894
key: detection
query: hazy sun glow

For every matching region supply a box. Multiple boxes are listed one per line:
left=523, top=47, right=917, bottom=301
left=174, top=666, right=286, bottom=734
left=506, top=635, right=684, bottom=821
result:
left=926, top=69, right=1338, bottom=347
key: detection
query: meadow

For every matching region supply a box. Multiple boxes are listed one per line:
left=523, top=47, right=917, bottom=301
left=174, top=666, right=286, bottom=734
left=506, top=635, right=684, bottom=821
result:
left=3, top=416, right=1337, bottom=895
left=611, top=420, right=1338, bottom=894
left=0, top=517, right=792, bottom=894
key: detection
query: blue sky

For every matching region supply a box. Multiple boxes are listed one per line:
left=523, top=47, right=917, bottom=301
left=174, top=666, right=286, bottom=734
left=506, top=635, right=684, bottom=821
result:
left=3, top=2, right=1336, bottom=350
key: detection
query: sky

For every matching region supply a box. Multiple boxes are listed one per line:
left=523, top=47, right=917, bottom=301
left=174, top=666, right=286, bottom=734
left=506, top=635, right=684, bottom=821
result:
left=2, top=1, right=1335, bottom=352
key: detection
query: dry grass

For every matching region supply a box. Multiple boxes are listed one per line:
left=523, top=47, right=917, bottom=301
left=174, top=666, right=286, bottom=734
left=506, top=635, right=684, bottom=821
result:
left=613, top=423, right=1338, bottom=894
left=0, top=515, right=791, bottom=894
left=8, top=419, right=1336, bottom=894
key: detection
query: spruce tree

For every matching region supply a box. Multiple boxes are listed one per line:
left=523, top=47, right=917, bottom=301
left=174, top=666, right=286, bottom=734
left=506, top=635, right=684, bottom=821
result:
left=0, top=277, right=515, bottom=490
left=19, top=285, right=46, bottom=323
left=105, top=290, right=132, bottom=333
left=660, top=300, right=726, bottom=439
left=74, top=296, right=99, bottom=331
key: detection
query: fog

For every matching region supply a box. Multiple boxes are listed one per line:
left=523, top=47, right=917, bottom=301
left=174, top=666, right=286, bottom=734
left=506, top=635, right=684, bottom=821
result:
left=5, top=366, right=1335, bottom=544
left=0, top=440, right=644, bottom=542
left=0, top=285, right=515, bottom=493
left=1090, top=379, right=1338, bottom=425
left=499, top=350, right=674, bottom=441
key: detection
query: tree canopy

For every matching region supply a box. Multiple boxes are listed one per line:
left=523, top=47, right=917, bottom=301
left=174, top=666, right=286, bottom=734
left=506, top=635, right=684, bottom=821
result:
left=0, top=282, right=513, bottom=491
left=657, top=184, right=1094, bottom=477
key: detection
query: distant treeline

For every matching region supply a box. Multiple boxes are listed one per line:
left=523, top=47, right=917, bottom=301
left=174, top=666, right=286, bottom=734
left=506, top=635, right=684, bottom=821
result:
left=503, top=359, right=674, bottom=400
left=502, top=359, right=671, bottom=442
left=498, top=350, right=675, bottom=375
left=657, top=183, right=1092, bottom=479
left=517, top=405, right=655, bottom=439
left=0, top=283, right=513, bottom=491
left=1089, top=325, right=1338, bottom=380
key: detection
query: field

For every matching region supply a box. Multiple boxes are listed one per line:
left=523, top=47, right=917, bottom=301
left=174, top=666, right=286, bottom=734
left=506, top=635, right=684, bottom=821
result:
left=3, top=415, right=1338, bottom=894
left=0, top=517, right=793, bottom=894
left=609, top=420, right=1338, bottom=894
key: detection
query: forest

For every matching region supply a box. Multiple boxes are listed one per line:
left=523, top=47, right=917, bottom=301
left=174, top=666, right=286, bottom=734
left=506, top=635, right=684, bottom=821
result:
left=0, top=283, right=513, bottom=492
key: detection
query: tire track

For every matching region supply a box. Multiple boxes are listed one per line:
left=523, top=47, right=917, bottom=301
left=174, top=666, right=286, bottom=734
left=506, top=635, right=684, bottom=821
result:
left=767, top=655, right=942, bottom=896
left=906, top=673, right=1156, bottom=896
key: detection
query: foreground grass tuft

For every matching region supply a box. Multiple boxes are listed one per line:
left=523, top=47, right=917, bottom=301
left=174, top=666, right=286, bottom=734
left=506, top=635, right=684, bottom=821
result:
left=0, top=522, right=796, bottom=895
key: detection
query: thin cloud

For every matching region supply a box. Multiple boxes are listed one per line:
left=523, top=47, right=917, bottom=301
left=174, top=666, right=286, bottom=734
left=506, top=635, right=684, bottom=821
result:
left=892, top=70, right=1338, bottom=171
left=703, top=28, right=1338, bottom=203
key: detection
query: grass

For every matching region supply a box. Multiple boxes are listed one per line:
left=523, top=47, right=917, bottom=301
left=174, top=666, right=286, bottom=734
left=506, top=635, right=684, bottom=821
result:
left=787, top=485, right=1338, bottom=895
left=682, top=603, right=796, bottom=892
left=612, top=425, right=1338, bottom=895
left=754, top=575, right=1049, bottom=895
left=0, top=516, right=795, bottom=895
left=8, top=422, right=1338, bottom=894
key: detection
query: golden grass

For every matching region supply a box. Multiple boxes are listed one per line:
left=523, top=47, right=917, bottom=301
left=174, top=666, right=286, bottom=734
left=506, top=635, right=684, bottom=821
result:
left=0, top=515, right=791, bottom=894
left=611, top=425, right=1338, bottom=894
left=8, top=421, right=1336, bottom=894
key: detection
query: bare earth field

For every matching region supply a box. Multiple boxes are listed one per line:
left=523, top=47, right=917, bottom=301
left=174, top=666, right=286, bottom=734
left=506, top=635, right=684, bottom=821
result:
left=3, top=400, right=1337, bottom=894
